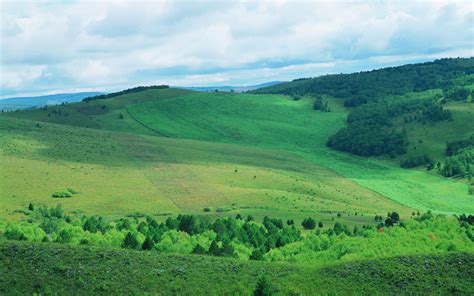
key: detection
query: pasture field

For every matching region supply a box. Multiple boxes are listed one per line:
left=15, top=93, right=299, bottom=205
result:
left=0, top=115, right=407, bottom=224
left=2, top=88, right=473, bottom=216
left=124, top=90, right=474, bottom=214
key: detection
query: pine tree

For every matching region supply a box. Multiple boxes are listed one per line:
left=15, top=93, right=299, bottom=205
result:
left=122, top=232, right=139, bottom=249
left=142, top=236, right=154, bottom=250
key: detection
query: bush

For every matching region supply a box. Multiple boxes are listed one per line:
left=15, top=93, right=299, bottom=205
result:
left=52, top=190, right=73, bottom=198
left=301, top=217, right=316, bottom=230
left=52, top=188, right=78, bottom=198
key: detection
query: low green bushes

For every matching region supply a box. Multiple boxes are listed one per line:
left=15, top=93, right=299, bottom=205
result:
left=51, top=188, right=78, bottom=198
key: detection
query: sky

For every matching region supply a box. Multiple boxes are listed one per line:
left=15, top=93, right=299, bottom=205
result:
left=1, top=0, right=473, bottom=98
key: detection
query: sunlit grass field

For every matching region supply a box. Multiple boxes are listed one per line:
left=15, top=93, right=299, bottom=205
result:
left=2, top=87, right=473, bottom=221
left=0, top=114, right=406, bottom=224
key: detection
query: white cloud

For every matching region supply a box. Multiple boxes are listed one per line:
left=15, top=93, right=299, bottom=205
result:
left=1, top=0, right=473, bottom=97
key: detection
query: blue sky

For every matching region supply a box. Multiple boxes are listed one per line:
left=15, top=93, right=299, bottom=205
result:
left=1, top=0, right=473, bottom=98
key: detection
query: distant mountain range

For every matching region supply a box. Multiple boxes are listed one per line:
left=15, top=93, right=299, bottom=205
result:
left=0, top=92, right=103, bottom=111
left=178, top=81, right=284, bottom=93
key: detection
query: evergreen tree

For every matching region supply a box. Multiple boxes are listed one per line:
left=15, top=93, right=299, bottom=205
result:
left=142, top=236, right=154, bottom=250
left=192, top=243, right=207, bottom=254
left=122, top=232, right=140, bottom=249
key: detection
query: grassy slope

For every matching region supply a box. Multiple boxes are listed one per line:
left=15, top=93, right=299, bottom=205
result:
left=1, top=241, right=473, bottom=295
left=124, top=90, right=474, bottom=213
left=0, top=114, right=404, bottom=225
left=2, top=88, right=472, bottom=215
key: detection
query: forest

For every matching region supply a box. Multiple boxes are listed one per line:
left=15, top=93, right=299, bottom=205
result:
left=252, top=58, right=474, bottom=106
left=2, top=204, right=473, bottom=265
left=326, top=98, right=452, bottom=157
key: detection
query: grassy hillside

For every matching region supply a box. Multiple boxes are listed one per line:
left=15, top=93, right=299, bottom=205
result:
left=2, top=87, right=473, bottom=215
left=1, top=115, right=404, bottom=223
left=1, top=241, right=473, bottom=295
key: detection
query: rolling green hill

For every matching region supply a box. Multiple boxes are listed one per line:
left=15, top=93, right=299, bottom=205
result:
left=2, top=84, right=473, bottom=216
left=1, top=60, right=474, bottom=295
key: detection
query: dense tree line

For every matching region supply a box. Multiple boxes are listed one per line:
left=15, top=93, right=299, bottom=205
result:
left=327, top=98, right=451, bottom=157
left=252, top=58, right=474, bottom=107
left=439, top=135, right=474, bottom=178
left=400, top=155, right=434, bottom=169
left=444, top=87, right=472, bottom=102
left=440, top=149, right=473, bottom=178
left=82, top=85, right=169, bottom=102
left=446, top=135, right=474, bottom=156
left=3, top=205, right=473, bottom=264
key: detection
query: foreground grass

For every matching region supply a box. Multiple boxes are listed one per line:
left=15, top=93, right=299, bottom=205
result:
left=0, top=241, right=473, bottom=295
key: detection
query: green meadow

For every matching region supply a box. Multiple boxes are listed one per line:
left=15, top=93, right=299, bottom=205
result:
left=2, top=87, right=473, bottom=220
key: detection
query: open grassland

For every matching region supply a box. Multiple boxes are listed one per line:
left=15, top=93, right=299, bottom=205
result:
left=124, top=90, right=473, bottom=214
left=1, top=241, right=473, bottom=295
left=3, top=88, right=473, bottom=215
left=0, top=115, right=406, bottom=224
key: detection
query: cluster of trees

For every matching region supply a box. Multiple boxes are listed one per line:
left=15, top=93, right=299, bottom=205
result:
left=327, top=98, right=452, bottom=157
left=400, top=155, right=434, bottom=169
left=312, top=96, right=331, bottom=112
left=82, top=85, right=169, bottom=102
left=440, top=149, right=473, bottom=178
left=446, top=135, right=474, bottom=156
left=253, top=58, right=474, bottom=107
left=444, top=87, right=472, bottom=102
left=2, top=205, right=473, bottom=265
left=458, top=214, right=474, bottom=226
left=440, top=135, right=474, bottom=178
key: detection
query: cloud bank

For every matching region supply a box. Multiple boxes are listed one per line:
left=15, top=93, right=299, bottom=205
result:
left=1, top=0, right=473, bottom=97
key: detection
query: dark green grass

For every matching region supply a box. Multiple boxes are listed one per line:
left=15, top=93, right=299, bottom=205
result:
left=1, top=241, right=473, bottom=295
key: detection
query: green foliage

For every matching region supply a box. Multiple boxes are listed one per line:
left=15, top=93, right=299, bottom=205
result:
left=446, top=134, right=474, bottom=156
left=327, top=99, right=451, bottom=157
left=444, top=87, right=472, bottom=102
left=253, top=275, right=276, bottom=296
left=253, top=58, right=474, bottom=105
left=51, top=188, right=78, bottom=198
left=301, top=217, right=316, bottom=230
left=401, top=154, right=434, bottom=169
left=3, top=206, right=472, bottom=268
left=441, top=148, right=473, bottom=177
left=122, top=232, right=140, bottom=249
left=313, top=96, right=331, bottom=112
left=2, top=241, right=473, bottom=295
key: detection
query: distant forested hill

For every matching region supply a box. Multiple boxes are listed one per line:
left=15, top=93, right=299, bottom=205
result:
left=0, top=92, right=102, bottom=111
left=252, top=58, right=474, bottom=106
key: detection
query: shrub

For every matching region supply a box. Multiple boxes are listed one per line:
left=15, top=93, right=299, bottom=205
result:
left=52, top=188, right=78, bottom=198
left=301, top=217, right=316, bottom=230
left=52, top=190, right=73, bottom=198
